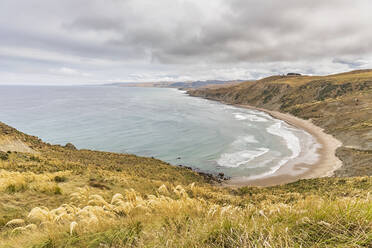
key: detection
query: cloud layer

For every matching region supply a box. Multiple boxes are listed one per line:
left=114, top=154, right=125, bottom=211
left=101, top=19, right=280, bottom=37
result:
left=1, top=0, right=372, bottom=84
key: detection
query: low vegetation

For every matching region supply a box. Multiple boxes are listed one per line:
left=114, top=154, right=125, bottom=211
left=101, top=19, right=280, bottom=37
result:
left=0, top=69, right=371, bottom=247
left=2, top=179, right=372, bottom=247
left=0, top=125, right=371, bottom=247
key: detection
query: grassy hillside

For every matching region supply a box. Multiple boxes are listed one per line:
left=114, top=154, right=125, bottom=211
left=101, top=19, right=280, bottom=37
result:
left=189, top=69, right=372, bottom=177
left=0, top=78, right=371, bottom=247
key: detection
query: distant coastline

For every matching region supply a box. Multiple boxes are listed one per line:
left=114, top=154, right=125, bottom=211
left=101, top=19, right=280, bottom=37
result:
left=110, top=79, right=245, bottom=90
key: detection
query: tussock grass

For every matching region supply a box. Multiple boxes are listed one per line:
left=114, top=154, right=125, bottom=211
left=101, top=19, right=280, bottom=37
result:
left=0, top=170, right=68, bottom=194
left=1, top=180, right=371, bottom=247
left=0, top=90, right=372, bottom=247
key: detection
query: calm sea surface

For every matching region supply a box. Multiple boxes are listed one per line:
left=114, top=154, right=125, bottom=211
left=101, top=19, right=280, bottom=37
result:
left=0, top=86, right=318, bottom=178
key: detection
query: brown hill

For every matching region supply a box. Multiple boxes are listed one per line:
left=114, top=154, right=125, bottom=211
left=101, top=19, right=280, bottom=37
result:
left=189, top=69, right=372, bottom=177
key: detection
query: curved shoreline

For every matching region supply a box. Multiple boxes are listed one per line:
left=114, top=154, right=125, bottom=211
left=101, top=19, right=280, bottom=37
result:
left=224, top=104, right=343, bottom=187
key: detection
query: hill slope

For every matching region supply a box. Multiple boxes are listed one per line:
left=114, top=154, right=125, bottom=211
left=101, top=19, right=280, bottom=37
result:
left=0, top=85, right=371, bottom=247
left=189, top=69, right=372, bottom=177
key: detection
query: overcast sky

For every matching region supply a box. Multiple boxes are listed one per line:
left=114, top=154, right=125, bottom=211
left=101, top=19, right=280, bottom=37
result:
left=1, top=0, right=372, bottom=85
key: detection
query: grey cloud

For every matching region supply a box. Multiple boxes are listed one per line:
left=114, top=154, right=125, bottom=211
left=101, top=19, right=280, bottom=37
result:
left=0, top=0, right=372, bottom=84
left=333, top=58, right=368, bottom=68
left=67, top=16, right=123, bottom=31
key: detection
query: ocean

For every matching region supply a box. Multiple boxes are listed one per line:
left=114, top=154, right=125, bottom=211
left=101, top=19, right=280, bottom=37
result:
left=0, top=85, right=319, bottom=179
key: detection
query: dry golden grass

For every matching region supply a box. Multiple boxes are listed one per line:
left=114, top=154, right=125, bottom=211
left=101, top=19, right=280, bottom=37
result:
left=248, top=69, right=372, bottom=87
left=1, top=69, right=372, bottom=247
left=0, top=169, right=70, bottom=194
left=0, top=179, right=371, bottom=247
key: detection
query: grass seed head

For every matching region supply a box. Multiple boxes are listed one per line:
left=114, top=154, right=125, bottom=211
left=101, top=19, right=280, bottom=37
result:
left=158, top=184, right=169, bottom=195
left=70, top=221, right=77, bottom=235
left=6, top=219, right=25, bottom=227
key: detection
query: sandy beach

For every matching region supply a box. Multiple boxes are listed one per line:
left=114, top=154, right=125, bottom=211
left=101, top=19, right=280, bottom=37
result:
left=226, top=104, right=343, bottom=187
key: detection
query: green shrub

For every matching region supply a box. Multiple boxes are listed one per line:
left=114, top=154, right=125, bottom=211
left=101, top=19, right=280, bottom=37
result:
left=53, top=175, right=67, bottom=183
left=205, top=220, right=244, bottom=248
left=0, top=151, right=8, bottom=160
left=88, top=222, right=142, bottom=248
left=5, top=183, right=28, bottom=193
left=53, top=186, right=62, bottom=195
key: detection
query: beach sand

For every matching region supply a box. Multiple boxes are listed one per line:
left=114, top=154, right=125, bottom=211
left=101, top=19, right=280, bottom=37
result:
left=226, top=104, right=343, bottom=187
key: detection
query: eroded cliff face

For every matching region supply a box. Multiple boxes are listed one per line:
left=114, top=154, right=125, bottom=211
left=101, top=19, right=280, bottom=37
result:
left=188, top=71, right=372, bottom=177
left=189, top=80, right=291, bottom=110
left=0, top=122, right=41, bottom=153
left=0, top=136, right=35, bottom=153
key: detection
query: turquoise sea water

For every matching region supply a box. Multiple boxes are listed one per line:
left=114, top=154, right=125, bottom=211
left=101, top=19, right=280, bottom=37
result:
left=0, top=86, right=318, bottom=178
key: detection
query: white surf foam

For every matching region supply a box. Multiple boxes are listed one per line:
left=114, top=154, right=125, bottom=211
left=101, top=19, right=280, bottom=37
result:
left=232, top=135, right=258, bottom=145
left=294, top=130, right=321, bottom=165
left=233, top=112, right=268, bottom=122
left=217, top=147, right=269, bottom=168
left=250, top=110, right=272, bottom=118
left=253, top=120, right=302, bottom=177
left=233, top=113, right=248, bottom=120
left=244, top=157, right=289, bottom=180
left=267, top=121, right=301, bottom=160
left=222, top=105, right=237, bottom=110
left=237, top=127, right=320, bottom=180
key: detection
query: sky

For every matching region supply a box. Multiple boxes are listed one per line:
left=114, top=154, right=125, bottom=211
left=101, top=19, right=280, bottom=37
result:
left=1, top=0, right=372, bottom=85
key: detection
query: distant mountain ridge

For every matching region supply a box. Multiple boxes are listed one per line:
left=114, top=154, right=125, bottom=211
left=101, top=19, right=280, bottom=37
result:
left=167, top=80, right=245, bottom=89
left=109, top=79, right=246, bottom=89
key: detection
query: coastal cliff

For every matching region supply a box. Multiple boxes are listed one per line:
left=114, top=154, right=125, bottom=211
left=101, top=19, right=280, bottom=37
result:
left=189, top=69, right=372, bottom=177
left=0, top=77, right=371, bottom=246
